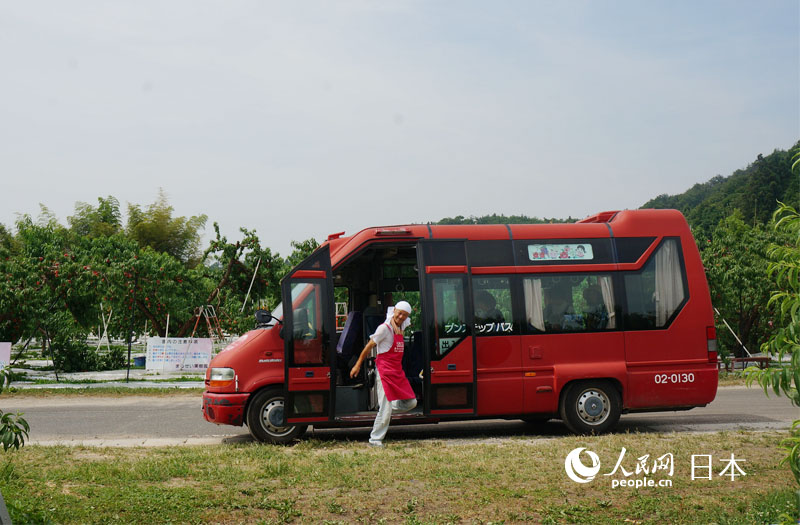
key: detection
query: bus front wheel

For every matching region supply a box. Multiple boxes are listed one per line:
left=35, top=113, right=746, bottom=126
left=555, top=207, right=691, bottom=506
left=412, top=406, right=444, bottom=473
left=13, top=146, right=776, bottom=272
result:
left=560, top=381, right=621, bottom=435
left=247, top=388, right=307, bottom=444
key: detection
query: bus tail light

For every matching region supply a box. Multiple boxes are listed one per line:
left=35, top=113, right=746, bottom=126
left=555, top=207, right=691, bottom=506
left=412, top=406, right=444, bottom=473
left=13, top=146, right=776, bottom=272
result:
left=209, top=367, right=235, bottom=388
left=706, top=326, right=718, bottom=363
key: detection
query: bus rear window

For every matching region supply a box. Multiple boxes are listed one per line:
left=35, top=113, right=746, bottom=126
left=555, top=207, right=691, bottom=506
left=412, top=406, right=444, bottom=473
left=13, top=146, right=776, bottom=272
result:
left=623, top=238, right=687, bottom=329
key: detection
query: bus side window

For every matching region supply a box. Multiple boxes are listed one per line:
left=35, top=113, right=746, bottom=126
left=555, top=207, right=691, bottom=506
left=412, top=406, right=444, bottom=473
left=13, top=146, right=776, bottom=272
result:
left=542, top=282, right=580, bottom=332
left=472, top=276, right=515, bottom=335
left=623, top=238, right=687, bottom=329
left=523, top=274, right=615, bottom=333
left=432, top=277, right=469, bottom=358
left=580, top=276, right=616, bottom=330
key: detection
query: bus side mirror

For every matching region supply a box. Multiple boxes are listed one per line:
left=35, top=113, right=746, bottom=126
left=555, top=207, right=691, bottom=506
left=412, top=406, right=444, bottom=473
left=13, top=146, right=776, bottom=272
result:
left=255, top=309, right=280, bottom=328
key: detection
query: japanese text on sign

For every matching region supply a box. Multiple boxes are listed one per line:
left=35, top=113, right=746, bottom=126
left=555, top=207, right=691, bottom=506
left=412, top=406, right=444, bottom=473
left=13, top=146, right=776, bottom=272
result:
left=444, top=322, right=466, bottom=334
left=475, top=322, right=513, bottom=334
left=146, top=337, right=213, bottom=372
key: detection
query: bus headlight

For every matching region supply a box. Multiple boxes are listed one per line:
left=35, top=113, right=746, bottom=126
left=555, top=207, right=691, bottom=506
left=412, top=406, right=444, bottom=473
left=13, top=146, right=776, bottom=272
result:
left=209, top=367, right=235, bottom=387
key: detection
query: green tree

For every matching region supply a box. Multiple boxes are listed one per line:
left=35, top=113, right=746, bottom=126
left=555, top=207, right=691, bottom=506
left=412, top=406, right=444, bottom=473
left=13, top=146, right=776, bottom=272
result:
left=2, top=214, right=107, bottom=370
left=701, top=212, right=779, bottom=358
left=77, top=233, right=208, bottom=339
left=745, top=200, right=800, bottom=516
left=67, top=196, right=123, bottom=238
left=186, top=223, right=286, bottom=335
left=0, top=223, right=15, bottom=252
left=126, top=189, right=207, bottom=266
left=285, top=238, right=320, bottom=268
left=0, top=210, right=210, bottom=369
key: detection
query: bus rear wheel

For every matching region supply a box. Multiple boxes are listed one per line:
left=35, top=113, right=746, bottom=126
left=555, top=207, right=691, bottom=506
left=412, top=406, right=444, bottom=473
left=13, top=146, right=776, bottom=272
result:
left=560, top=381, right=621, bottom=435
left=247, top=388, right=307, bottom=444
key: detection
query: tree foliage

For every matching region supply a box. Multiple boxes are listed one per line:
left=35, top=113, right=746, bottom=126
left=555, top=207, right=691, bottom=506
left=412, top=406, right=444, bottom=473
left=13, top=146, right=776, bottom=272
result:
left=701, top=212, right=781, bottom=358
left=285, top=238, right=320, bottom=268
left=0, top=367, right=28, bottom=452
left=178, top=223, right=287, bottom=337
left=0, top=191, right=327, bottom=374
left=126, top=189, right=208, bottom=266
left=67, top=196, right=123, bottom=238
left=744, top=201, right=800, bottom=495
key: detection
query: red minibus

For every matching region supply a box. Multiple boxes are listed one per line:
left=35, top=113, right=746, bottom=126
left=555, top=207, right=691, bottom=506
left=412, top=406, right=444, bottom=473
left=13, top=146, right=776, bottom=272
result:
left=202, top=209, right=718, bottom=443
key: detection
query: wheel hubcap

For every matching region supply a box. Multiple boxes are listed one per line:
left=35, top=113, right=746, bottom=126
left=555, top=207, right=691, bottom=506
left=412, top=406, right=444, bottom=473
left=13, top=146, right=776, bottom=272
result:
left=260, top=398, right=293, bottom=437
left=577, top=389, right=610, bottom=425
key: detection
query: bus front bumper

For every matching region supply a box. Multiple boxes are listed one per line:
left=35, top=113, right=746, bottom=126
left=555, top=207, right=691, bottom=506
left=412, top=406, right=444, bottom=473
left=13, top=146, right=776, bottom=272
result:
left=202, top=392, right=250, bottom=427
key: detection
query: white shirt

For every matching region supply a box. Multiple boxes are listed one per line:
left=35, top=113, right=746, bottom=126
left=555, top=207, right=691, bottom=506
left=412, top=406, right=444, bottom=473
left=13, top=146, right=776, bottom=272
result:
left=370, top=323, right=396, bottom=354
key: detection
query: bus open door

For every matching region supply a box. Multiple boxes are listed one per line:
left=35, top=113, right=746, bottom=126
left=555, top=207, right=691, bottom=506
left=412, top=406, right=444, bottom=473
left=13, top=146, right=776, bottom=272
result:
left=281, top=246, right=337, bottom=426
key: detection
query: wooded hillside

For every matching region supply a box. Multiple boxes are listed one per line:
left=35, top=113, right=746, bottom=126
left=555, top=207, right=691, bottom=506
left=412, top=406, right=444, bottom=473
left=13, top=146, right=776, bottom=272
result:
left=643, top=142, right=799, bottom=239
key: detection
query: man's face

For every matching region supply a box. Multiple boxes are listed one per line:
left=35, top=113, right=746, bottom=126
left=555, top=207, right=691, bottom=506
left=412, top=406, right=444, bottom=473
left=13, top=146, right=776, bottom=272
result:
left=393, top=309, right=410, bottom=326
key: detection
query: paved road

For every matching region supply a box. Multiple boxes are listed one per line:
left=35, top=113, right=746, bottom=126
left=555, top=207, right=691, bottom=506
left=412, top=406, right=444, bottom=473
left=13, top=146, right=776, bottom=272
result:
left=3, top=386, right=797, bottom=447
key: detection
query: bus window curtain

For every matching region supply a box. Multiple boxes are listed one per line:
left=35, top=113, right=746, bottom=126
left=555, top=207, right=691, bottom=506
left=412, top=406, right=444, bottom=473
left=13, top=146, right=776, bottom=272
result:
left=523, top=278, right=545, bottom=331
left=598, top=275, right=616, bottom=329
left=654, top=239, right=684, bottom=326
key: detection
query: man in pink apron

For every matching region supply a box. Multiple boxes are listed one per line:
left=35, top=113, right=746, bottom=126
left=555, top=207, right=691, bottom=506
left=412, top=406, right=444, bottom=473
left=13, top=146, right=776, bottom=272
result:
left=350, top=300, right=417, bottom=446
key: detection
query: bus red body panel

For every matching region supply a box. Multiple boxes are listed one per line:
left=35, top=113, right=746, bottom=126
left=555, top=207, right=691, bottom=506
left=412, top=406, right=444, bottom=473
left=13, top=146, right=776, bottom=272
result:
left=476, top=335, right=523, bottom=415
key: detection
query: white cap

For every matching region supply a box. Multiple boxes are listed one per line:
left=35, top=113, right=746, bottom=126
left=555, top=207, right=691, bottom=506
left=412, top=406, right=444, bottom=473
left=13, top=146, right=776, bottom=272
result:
left=394, top=300, right=412, bottom=314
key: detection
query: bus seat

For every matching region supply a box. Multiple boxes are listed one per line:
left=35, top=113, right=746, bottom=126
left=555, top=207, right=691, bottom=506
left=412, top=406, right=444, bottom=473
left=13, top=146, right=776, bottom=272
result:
left=336, top=312, right=363, bottom=385
left=336, top=311, right=363, bottom=359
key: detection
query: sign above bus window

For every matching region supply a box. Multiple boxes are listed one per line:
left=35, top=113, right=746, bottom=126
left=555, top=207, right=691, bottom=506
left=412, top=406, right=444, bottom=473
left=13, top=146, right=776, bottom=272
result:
left=528, top=243, right=594, bottom=261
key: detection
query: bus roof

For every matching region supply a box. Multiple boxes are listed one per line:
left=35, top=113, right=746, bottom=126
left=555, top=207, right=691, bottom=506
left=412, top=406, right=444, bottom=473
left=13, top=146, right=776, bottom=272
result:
left=324, top=208, right=691, bottom=267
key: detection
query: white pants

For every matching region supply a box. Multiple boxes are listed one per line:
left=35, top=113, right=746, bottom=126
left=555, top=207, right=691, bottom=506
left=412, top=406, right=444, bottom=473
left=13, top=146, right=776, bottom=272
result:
left=369, top=369, right=417, bottom=444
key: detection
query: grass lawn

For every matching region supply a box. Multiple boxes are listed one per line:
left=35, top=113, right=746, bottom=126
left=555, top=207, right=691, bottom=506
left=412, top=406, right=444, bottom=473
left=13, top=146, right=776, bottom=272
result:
left=0, top=431, right=796, bottom=524
left=717, top=371, right=748, bottom=387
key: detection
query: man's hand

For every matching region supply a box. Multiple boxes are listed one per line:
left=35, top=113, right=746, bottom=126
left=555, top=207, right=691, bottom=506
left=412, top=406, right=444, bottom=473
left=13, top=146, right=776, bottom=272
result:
left=350, top=339, right=376, bottom=379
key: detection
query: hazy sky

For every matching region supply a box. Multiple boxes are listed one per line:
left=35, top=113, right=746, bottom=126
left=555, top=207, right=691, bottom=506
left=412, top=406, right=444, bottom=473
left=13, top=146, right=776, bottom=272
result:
left=1, top=1, right=798, bottom=256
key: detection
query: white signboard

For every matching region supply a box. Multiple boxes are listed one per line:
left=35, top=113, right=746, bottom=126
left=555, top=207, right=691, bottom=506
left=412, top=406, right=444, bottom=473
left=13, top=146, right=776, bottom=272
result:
left=146, top=337, right=213, bottom=372
left=0, top=343, right=10, bottom=369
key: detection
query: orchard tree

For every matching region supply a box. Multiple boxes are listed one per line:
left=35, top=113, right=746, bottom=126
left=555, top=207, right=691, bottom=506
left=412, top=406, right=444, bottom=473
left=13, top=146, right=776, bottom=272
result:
left=701, top=211, right=779, bottom=358
left=745, top=201, right=800, bottom=515
left=285, top=238, right=320, bottom=268
left=0, top=214, right=99, bottom=369
left=181, top=223, right=285, bottom=336
left=77, top=233, right=208, bottom=339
